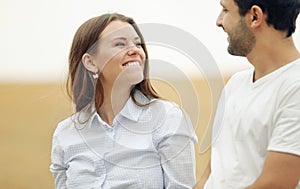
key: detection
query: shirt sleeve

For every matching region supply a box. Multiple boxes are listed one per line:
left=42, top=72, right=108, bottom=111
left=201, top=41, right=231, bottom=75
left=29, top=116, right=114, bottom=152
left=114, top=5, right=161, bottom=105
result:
left=153, top=105, right=198, bottom=189
left=268, top=81, right=300, bottom=156
left=49, top=125, right=67, bottom=189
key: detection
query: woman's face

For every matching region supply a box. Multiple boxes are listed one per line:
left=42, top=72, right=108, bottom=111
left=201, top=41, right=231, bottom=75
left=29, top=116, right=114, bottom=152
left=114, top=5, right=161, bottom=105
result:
left=94, top=20, right=146, bottom=87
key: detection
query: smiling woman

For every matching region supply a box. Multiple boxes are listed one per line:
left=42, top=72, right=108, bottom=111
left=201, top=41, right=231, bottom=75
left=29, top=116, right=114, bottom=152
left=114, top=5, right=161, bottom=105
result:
left=83, top=20, right=145, bottom=93
left=49, top=13, right=198, bottom=189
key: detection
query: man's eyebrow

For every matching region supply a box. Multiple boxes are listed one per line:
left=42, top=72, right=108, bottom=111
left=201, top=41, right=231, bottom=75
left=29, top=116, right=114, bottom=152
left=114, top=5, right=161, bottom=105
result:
left=220, top=1, right=225, bottom=8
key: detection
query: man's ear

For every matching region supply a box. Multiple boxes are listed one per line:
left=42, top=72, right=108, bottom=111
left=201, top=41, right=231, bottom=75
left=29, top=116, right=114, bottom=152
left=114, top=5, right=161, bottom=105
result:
left=82, top=53, right=98, bottom=73
left=248, top=5, right=265, bottom=28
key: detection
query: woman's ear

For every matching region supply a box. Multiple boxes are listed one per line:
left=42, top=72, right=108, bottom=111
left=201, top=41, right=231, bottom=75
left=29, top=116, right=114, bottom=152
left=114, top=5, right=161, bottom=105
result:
left=248, top=5, right=265, bottom=28
left=82, top=53, right=98, bottom=73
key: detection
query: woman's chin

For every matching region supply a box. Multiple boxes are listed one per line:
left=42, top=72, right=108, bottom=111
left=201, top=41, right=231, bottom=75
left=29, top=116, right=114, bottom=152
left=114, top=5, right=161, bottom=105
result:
left=114, top=69, right=144, bottom=87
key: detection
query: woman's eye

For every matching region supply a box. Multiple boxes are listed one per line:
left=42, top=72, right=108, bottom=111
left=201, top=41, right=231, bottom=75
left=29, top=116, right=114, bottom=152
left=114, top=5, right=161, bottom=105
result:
left=135, top=42, right=142, bottom=46
left=115, top=42, right=125, bottom=47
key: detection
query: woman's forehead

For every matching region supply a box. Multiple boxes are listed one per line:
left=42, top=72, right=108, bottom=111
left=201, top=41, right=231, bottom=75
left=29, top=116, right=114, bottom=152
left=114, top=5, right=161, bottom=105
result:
left=100, top=20, right=139, bottom=40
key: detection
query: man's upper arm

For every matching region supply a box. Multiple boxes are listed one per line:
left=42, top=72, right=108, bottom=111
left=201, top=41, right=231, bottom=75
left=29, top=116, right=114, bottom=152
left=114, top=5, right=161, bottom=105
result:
left=247, top=151, right=300, bottom=189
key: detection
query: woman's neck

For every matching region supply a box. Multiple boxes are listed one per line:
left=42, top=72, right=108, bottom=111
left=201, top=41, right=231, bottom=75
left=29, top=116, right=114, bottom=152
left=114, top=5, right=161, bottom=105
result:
left=98, top=83, right=131, bottom=126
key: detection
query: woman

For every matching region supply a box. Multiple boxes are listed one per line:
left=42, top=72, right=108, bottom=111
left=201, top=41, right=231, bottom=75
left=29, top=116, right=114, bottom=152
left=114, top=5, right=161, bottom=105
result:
left=50, top=13, right=197, bottom=189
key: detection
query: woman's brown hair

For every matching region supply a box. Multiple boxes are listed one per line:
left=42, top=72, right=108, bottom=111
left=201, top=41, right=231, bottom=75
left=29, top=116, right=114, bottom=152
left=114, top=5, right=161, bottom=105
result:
left=67, top=13, right=159, bottom=113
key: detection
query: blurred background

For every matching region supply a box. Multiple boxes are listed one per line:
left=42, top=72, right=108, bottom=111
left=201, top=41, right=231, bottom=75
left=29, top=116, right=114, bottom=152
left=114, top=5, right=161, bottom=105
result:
left=1, top=0, right=299, bottom=188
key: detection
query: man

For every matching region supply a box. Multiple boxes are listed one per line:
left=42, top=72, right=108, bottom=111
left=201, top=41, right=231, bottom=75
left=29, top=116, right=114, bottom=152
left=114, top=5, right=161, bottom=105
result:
left=195, top=0, right=300, bottom=188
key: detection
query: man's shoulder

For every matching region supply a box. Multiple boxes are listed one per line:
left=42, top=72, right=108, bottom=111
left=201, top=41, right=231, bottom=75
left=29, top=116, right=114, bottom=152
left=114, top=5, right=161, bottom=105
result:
left=285, top=58, right=300, bottom=76
left=225, top=69, right=253, bottom=87
left=230, top=69, right=253, bottom=80
left=279, top=58, right=300, bottom=85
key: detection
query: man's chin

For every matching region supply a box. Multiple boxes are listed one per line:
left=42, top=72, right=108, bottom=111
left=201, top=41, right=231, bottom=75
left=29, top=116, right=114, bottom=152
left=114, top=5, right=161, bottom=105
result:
left=227, top=47, right=247, bottom=57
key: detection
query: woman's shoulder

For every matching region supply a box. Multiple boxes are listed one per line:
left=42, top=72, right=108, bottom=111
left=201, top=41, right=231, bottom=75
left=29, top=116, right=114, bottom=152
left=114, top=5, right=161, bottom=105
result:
left=135, top=90, right=182, bottom=115
left=52, top=114, right=79, bottom=137
left=150, top=99, right=197, bottom=144
left=149, top=99, right=183, bottom=117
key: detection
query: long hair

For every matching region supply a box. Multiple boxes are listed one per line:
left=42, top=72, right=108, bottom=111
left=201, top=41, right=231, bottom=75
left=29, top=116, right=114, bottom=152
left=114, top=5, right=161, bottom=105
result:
left=67, top=13, right=159, bottom=114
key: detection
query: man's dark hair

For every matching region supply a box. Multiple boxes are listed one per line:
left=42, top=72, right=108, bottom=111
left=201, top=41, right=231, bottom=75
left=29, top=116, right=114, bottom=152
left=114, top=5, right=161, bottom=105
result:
left=234, top=0, right=300, bottom=37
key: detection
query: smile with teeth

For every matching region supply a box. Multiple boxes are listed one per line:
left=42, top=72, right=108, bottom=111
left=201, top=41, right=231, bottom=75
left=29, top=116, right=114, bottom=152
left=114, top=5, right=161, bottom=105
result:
left=122, top=61, right=140, bottom=67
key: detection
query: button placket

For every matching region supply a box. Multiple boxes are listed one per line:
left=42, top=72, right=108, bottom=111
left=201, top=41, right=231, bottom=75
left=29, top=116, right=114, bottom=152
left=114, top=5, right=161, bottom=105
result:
left=102, top=123, right=115, bottom=152
left=93, top=159, right=106, bottom=187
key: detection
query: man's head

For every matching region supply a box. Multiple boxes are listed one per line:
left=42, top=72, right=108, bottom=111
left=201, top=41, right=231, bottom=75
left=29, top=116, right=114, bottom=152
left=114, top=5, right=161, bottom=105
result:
left=216, top=0, right=256, bottom=56
left=216, top=0, right=300, bottom=57
left=234, top=0, right=300, bottom=37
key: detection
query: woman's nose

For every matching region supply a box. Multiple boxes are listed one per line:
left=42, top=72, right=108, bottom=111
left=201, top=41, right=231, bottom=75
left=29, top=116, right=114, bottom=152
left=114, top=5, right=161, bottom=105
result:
left=127, top=45, right=139, bottom=56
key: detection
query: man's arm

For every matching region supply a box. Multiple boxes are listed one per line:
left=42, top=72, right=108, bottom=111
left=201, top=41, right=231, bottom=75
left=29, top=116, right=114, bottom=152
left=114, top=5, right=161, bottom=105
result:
left=246, top=151, right=300, bottom=189
left=193, top=160, right=211, bottom=189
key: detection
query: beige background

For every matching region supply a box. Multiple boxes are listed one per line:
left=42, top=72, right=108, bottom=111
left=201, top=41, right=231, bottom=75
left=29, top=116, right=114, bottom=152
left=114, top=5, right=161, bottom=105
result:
left=0, top=76, right=229, bottom=188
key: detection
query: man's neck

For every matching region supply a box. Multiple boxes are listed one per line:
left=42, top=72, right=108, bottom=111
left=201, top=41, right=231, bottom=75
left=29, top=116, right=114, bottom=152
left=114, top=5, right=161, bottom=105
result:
left=247, top=36, right=299, bottom=82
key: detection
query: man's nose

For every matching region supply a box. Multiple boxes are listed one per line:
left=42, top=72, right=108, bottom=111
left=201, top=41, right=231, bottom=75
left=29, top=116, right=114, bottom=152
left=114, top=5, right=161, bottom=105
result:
left=216, top=13, right=223, bottom=27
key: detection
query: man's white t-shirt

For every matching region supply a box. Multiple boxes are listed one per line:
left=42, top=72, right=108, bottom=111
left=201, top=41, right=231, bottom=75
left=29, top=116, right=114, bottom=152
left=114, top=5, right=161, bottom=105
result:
left=205, top=58, right=300, bottom=189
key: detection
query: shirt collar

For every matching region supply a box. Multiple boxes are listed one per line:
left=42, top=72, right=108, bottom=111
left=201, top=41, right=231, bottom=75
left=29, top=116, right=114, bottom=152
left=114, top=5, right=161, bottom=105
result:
left=119, top=90, right=151, bottom=121
left=86, top=90, right=152, bottom=127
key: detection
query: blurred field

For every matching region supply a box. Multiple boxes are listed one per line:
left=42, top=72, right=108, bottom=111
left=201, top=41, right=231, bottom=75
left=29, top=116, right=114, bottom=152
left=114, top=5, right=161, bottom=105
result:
left=0, top=76, right=227, bottom=188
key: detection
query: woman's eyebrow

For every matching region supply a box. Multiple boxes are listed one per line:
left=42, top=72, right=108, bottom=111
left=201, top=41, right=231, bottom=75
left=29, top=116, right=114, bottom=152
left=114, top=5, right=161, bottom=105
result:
left=112, top=36, right=141, bottom=41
